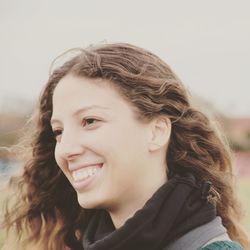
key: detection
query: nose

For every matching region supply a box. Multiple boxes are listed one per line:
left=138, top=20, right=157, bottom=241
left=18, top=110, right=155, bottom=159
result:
left=56, top=130, right=84, bottom=161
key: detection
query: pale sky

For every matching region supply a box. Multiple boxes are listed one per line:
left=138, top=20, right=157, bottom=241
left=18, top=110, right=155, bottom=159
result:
left=0, top=0, right=249, bottom=117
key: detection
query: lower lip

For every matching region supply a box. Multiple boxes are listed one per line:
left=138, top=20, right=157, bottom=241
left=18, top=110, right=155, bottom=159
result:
left=72, top=163, right=103, bottom=192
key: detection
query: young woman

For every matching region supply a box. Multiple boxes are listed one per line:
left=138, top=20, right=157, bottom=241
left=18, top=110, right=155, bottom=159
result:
left=3, top=43, right=249, bottom=249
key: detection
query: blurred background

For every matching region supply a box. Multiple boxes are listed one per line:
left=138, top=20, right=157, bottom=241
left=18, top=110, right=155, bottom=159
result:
left=0, top=0, right=249, bottom=244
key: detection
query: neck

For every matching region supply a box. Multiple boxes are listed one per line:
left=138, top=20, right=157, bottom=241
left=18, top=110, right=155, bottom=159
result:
left=108, top=172, right=167, bottom=229
left=83, top=172, right=217, bottom=250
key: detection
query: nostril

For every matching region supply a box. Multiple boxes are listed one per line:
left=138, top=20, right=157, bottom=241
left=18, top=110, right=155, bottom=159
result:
left=66, top=153, right=81, bottom=161
left=56, top=144, right=83, bottom=161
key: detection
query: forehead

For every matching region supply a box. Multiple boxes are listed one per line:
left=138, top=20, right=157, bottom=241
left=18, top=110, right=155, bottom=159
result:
left=51, top=74, right=136, bottom=119
left=53, top=75, right=118, bottom=105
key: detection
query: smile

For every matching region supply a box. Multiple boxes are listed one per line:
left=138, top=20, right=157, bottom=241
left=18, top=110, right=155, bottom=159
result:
left=71, top=163, right=104, bottom=191
left=72, top=164, right=103, bottom=181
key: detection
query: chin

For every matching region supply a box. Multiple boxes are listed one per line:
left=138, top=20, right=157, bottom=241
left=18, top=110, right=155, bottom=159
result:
left=77, top=195, right=104, bottom=209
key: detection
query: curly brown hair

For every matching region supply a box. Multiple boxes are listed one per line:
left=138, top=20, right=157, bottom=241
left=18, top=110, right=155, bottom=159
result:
left=2, top=43, right=250, bottom=249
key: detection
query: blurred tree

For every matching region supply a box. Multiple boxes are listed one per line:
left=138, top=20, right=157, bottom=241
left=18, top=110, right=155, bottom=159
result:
left=0, top=112, right=29, bottom=158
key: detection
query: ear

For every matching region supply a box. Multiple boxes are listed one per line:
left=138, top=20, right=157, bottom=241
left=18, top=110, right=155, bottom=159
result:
left=148, top=116, right=171, bottom=152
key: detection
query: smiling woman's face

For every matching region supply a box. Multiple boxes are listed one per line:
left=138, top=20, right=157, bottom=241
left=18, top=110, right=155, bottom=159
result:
left=51, top=74, right=167, bottom=211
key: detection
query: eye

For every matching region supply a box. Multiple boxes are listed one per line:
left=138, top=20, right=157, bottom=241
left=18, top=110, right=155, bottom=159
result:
left=52, top=129, right=62, bottom=140
left=82, top=118, right=99, bottom=127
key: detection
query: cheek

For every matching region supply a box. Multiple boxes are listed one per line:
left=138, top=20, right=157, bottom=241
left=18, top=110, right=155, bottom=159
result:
left=112, top=124, right=147, bottom=153
left=107, top=129, right=147, bottom=168
left=54, top=145, right=66, bottom=171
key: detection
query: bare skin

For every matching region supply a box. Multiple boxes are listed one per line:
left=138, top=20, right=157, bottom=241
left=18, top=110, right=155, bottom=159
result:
left=51, top=74, right=171, bottom=228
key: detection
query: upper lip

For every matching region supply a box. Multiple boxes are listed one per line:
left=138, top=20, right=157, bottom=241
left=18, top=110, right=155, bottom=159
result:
left=68, top=163, right=103, bottom=172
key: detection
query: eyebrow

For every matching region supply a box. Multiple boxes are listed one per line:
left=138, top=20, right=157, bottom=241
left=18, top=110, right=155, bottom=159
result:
left=50, top=105, right=110, bottom=125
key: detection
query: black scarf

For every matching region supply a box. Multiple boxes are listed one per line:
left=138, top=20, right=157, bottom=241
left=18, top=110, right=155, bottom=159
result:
left=82, top=173, right=216, bottom=250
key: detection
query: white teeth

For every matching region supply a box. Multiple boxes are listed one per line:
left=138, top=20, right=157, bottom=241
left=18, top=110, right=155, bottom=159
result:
left=72, top=165, right=102, bottom=182
left=88, top=169, right=92, bottom=176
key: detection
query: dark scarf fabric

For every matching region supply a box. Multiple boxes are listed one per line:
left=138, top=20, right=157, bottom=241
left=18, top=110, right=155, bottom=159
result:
left=82, top=173, right=216, bottom=250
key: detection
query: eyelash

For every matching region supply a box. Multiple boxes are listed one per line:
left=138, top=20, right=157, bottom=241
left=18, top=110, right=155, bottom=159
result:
left=52, top=118, right=100, bottom=139
left=82, top=118, right=99, bottom=127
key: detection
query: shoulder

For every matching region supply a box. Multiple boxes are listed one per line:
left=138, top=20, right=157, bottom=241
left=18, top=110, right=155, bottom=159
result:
left=199, top=240, right=244, bottom=250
